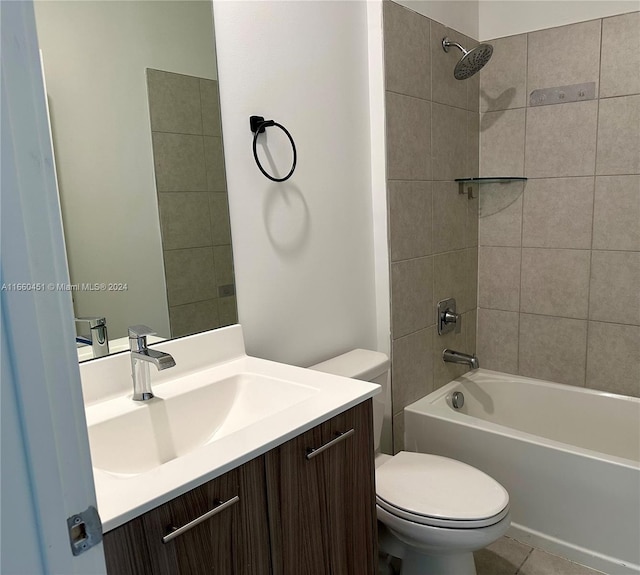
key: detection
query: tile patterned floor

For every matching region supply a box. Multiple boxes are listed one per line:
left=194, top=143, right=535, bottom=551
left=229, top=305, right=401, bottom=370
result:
left=474, top=536, right=606, bottom=575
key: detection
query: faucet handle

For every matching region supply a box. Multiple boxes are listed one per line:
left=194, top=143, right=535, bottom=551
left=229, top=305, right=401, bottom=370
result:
left=128, top=325, right=156, bottom=352
left=128, top=325, right=156, bottom=338
left=437, top=298, right=462, bottom=335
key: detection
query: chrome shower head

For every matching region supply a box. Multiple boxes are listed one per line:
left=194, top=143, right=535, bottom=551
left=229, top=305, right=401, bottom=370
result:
left=442, top=37, right=493, bottom=80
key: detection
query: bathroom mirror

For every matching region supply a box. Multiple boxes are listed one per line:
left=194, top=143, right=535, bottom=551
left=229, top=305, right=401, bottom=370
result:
left=33, top=0, right=237, bottom=361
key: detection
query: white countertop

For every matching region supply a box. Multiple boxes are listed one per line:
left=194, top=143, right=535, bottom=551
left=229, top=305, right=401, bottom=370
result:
left=80, top=325, right=380, bottom=532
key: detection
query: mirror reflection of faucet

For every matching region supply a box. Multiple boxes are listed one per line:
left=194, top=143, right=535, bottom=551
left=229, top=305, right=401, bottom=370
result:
left=75, top=317, right=109, bottom=358
left=128, top=325, right=176, bottom=401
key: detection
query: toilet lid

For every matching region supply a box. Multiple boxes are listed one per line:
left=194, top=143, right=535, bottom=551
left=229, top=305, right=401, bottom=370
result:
left=376, top=452, right=509, bottom=525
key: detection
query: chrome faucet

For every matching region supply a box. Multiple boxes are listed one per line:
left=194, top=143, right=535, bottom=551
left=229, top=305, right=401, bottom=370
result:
left=443, top=348, right=480, bottom=370
left=128, top=325, right=175, bottom=401
left=75, top=316, right=110, bottom=358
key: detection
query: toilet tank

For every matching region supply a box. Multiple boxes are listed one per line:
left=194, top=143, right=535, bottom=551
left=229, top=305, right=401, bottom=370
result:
left=309, top=349, right=389, bottom=452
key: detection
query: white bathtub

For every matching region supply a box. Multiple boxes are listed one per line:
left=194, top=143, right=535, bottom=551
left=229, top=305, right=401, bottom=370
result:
left=404, top=369, right=640, bottom=575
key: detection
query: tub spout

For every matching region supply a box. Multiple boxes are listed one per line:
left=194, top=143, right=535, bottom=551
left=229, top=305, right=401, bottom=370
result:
left=443, top=349, right=480, bottom=369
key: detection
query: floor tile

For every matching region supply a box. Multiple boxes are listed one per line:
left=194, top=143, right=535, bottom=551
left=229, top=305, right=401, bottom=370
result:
left=475, top=536, right=532, bottom=575
left=518, top=548, right=605, bottom=575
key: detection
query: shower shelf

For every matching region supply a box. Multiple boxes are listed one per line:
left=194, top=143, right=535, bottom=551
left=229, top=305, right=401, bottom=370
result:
left=455, top=177, right=527, bottom=199
left=455, top=177, right=527, bottom=184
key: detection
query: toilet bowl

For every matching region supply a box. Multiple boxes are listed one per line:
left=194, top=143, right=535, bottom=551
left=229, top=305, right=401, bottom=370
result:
left=311, top=350, right=510, bottom=575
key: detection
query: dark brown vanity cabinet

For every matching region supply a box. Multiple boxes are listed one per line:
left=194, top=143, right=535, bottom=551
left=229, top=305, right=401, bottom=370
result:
left=103, top=400, right=377, bottom=575
left=266, top=400, right=377, bottom=575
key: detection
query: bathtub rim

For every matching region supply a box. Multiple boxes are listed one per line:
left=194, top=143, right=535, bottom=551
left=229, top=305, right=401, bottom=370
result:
left=405, top=369, right=640, bottom=470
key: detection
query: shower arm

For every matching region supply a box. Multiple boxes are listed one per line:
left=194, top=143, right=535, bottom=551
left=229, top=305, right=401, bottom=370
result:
left=442, top=38, right=469, bottom=57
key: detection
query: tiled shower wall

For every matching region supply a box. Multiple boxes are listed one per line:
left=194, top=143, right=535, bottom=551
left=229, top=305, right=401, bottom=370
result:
left=477, top=13, right=640, bottom=397
left=147, top=69, right=237, bottom=338
left=383, top=1, right=480, bottom=452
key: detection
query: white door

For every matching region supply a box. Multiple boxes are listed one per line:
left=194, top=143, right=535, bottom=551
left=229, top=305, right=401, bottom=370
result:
left=1, top=1, right=107, bottom=573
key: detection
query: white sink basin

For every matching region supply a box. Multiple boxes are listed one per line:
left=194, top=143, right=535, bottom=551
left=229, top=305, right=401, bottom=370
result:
left=87, top=373, right=318, bottom=475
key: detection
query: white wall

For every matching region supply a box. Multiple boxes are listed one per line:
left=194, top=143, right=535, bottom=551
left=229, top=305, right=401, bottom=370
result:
left=34, top=1, right=217, bottom=339
left=367, top=0, right=391, bottom=359
left=213, top=0, right=379, bottom=367
left=395, top=0, right=480, bottom=39
left=479, top=0, right=639, bottom=40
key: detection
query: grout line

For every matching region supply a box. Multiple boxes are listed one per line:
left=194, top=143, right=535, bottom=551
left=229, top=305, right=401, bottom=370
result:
left=478, top=307, right=640, bottom=329
left=584, top=19, right=606, bottom=387
left=515, top=33, right=530, bottom=376
left=514, top=547, right=535, bottom=574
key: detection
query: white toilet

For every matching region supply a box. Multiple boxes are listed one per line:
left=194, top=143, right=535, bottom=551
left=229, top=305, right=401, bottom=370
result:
left=311, top=349, right=510, bottom=575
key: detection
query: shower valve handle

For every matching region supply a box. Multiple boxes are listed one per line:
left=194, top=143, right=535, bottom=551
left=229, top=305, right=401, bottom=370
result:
left=438, top=298, right=462, bottom=336
left=443, top=309, right=462, bottom=333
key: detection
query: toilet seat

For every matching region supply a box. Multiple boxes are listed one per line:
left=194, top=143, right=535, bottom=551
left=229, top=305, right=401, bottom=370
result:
left=376, top=451, right=509, bottom=529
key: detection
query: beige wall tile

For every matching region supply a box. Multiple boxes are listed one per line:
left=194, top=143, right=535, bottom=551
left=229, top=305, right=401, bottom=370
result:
left=466, top=185, right=479, bottom=248
left=388, top=181, right=432, bottom=261
left=391, top=327, right=434, bottom=412
left=386, top=92, right=432, bottom=180
left=593, top=175, right=640, bottom=251
left=158, top=192, right=212, bottom=250
left=477, top=308, right=519, bottom=374
left=164, top=247, right=217, bottom=306
left=479, top=193, right=523, bottom=247
left=480, top=109, right=526, bottom=177
left=431, top=20, right=467, bottom=110
left=467, top=111, right=480, bottom=177
left=169, top=299, right=220, bottom=338
left=600, top=12, right=640, bottom=98
left=391, top=256, right=434, bottom=338
left=147, top=69, right=202, bottom=135
left=520, top=248, right=591, bottom=319
left=466, top=309, right=477, bottom=354
left=596, top=95, right=640, bottom=175
left=519, top=314, right=587, bottom=387
left=467, top=70, right=480, bottom=113
left=480, top=34, right=527, bottom=112
left=434, top=249, right=474, bottom=313
left=478, top=246, right=521, bottom=311
left=383, top=1, right=431, bottom=100
left=200, top=79, right=221, bottom=137
left=432, top=103, right=469, bottom=180
left=432, top=181, right=467, bottom=253
left=527, top=20, right=601, bottom=93
left=152, top=132, right=207, bottom=192
left=589, top=250, right=640, bottom=325
left=209, top=193, right=232, bottom=245
left=204, top=136, right=227, bottom=191
left=525, top=101, right=598, bottom=178
left=393, top=411, right=405, bottom=454
left=587, top=322, right=640, bottom=397
left=467, top=247, right=478, bottom=311
left=522, top=177, right=594, bottom=249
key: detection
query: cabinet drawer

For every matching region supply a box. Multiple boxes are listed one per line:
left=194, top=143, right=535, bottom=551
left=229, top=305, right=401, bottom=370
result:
left=103, top=456, right=270, bottom=575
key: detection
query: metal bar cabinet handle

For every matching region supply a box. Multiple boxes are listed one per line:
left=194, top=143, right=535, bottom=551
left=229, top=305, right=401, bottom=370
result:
left=306, top=428, right=355, bottom=460
left=162, top=495, right=240, bottom=544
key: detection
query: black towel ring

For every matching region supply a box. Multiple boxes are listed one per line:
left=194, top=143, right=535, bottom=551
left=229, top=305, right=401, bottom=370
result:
left=250, top=115, right=297, bottom=182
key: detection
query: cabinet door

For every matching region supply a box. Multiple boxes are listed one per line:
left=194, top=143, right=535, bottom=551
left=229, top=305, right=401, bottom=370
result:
left=266, top=400, right=377, bottom=575
left=103, top=456, right=270, bottom=575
